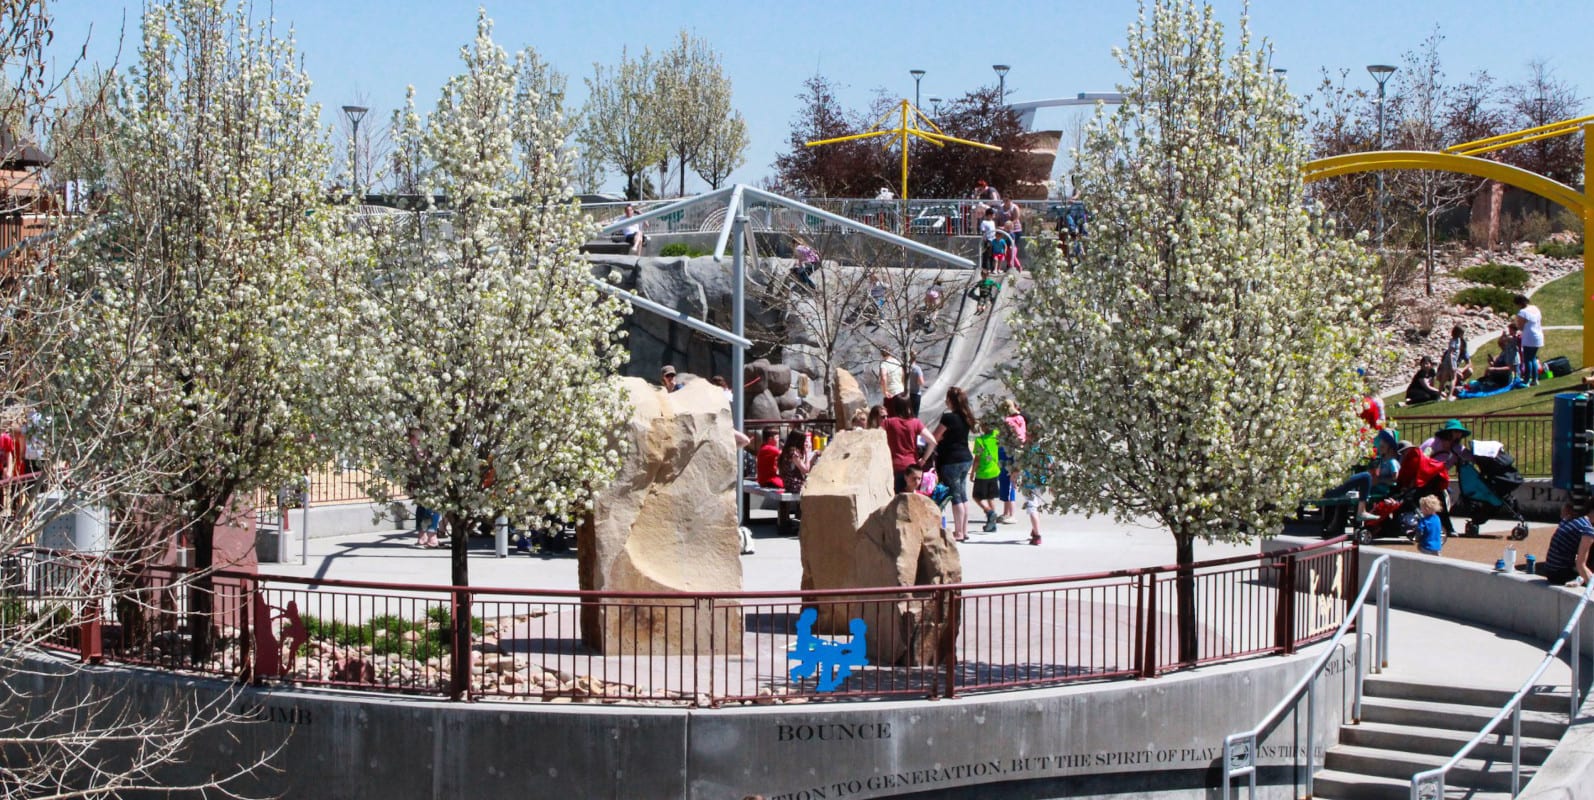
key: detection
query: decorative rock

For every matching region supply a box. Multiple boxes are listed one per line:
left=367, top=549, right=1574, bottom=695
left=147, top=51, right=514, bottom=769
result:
left=797, top=429, right=894, bottom=631
left=747, top=389, right=781, bottom=422
left=834, top=368, right=867, bottom=430
left=580, top=377, right=743, bottom=656
left=765, top=363, right=794, bottom=397
left=775, top=387, right=801, bottom=412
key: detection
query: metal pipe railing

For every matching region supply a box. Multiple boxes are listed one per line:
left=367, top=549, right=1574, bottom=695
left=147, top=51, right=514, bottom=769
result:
left=1221, top=555, right=1392, bottom=800
left=1409, top=580, right=1594, bottom=800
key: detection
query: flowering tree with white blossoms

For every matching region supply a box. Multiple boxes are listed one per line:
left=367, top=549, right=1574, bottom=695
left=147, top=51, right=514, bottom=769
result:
left=1010, top=0, right=1380, bottom=662
left=44, top=0, right=368, bottom=664
left=356, top=15, right=627, bottom=615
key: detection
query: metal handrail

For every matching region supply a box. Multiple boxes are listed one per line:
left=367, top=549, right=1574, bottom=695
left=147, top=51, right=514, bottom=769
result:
left=1222, top=555, right=1392, bottom=800
left=1409, top=579, right=1594, bottom=800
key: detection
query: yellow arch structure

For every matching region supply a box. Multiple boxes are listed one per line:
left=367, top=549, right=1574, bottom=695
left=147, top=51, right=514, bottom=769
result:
left=1302, top=129, right=1594, bottom=364
left=1303, top=151, right=1587, bottom=217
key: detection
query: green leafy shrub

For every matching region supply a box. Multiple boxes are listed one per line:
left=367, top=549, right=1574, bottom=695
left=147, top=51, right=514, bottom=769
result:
left=658, top=243, right=708, bottom=258
left=297, top=608, right=482, bottom=661
left=1537, top=239, right=1584, bottom=259
left=1455, top=263, right=1529, bottom=290
left=1451, top=286, right=1517, bottom=315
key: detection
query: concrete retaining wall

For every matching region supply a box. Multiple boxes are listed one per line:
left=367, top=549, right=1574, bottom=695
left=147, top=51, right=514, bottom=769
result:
left=19, top=636, right=1359, bottom=800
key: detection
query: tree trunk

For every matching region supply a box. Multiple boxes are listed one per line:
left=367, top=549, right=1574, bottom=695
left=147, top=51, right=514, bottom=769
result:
left=448, top=511, right=468, bottom=589
left=1175, top=534, right=1197, bottom=664
left=188, top=514, right=216, bottom=666
left=678, top=151, right=688, bottom=198
left=1424, top=213, right=1435, bottom=297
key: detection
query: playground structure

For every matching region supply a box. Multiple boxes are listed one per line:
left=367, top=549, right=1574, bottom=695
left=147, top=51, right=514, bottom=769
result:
left=1302, top=115, right=1594, bottom=364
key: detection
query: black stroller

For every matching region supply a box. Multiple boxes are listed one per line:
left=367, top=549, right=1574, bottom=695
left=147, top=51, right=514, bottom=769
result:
left=1456, top=441, right=1529, bottom=540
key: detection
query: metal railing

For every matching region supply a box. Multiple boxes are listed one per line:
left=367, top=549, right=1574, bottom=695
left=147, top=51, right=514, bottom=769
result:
left=4, top=537, right=1358, bottom=706
left=1389, top=413, right=1552, bottom=476
left=1221, top=554, right=1392, bottom=800
left=1409, top=580, right=1594, bottom=800
left=582, top=197, right=1070, bottom=240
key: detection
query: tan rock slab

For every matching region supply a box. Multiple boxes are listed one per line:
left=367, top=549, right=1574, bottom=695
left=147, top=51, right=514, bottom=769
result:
left=580, top=378, right=743, bottom=655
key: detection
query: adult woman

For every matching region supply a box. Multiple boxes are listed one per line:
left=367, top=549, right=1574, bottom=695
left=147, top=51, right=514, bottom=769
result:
left=866, top=404, right=887, bottom=430
left=881, top=396, right=935, bottom=493
left=929, top=387, right=977, bottom=542
left=778, top=431, right=813, bottom=494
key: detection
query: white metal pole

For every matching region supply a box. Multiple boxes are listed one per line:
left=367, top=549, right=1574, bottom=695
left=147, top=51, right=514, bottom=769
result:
left=299, top=474, right=310, bottom=566
left=494, top=515, right=508, bottom=558
left=732, top=209, right=748, bottom=525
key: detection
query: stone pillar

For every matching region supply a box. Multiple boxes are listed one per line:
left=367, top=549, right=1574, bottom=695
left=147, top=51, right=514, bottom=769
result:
left=798, top=430, right=962, bottom=665
left=580, top=378, right=743, bottom=656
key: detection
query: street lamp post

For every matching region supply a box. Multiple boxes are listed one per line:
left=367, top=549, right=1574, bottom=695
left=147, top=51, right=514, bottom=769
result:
left=341, top=104, right=368, bottom=199
left=928, top=97, right=943, bottom=118
left=910, top=69, right=925, bottom=110
left=1366, top=64, right=1396, bottom=251
left=992, top=64, right=1010, bottom=103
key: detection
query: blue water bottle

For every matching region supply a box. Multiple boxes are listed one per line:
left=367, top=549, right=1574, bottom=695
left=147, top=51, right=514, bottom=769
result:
left=1526, top=555, right=1536, bottom=575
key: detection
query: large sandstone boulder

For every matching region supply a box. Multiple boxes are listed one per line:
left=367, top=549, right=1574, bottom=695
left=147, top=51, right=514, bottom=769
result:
left=798, top=430, right=961, bottom=665
left=580, top=377, right=742, bottom=655
left=798, top=429, right=892, bottom=630
left=834, top=368, right=867, bottom=429
left=825, top=493, right=962, bottom=667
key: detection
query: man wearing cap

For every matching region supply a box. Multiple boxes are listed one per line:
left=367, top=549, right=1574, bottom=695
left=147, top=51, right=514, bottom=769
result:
left=660, top=365, right=681, bottom=393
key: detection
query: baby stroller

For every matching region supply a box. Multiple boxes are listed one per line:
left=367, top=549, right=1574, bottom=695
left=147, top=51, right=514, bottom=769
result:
left=1456, top=441, right=1529, bottom=540
left=1353, top=489, right=1422, bottom=546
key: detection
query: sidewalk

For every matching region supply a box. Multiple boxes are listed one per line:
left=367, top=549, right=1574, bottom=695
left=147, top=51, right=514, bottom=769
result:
left=257, top=507, right=1259, bottom=591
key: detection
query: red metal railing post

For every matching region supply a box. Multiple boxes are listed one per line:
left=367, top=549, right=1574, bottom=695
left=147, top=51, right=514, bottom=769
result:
left=78, top=600, right=102, bottom=664
left=941, top=588, right=961, bottom=699
left=1140, top=573, right=1158, bottom=679
left=450, top=588, right=471, bottom=701
left=239, top=576, right=257, bottom=683
left=1275, top=554, right=1297, bottom=655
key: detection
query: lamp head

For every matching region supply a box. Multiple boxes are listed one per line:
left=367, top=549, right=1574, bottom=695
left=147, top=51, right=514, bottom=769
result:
left=1366, top=64, right=1396, bottom=86
left=910, top=69, right=925, bottom=79
left=992, top=64, right=1010, bottom=77
left=341, top=105, right=369, bottom=125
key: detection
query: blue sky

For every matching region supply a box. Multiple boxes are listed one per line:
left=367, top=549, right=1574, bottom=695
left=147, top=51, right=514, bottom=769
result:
left=48, top=1, right=1594, bottom=194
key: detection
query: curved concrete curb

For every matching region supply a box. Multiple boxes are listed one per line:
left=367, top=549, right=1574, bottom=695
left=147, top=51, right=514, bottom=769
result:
left=19, top=633, right=1360, bottom=800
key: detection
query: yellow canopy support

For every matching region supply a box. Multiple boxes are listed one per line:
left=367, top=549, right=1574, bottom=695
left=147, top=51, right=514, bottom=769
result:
left=803, top=98, right=1003, bottom=207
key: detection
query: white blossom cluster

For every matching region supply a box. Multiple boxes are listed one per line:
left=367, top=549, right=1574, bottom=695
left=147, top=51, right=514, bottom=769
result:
left=349, top=13, right=629, bottom=555
left=1011, top=0, right=1382, bottom=544
left=47, top=0, right=364, bottom=527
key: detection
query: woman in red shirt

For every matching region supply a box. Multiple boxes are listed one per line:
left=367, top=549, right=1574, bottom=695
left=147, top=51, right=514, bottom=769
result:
left=880, top=396, right=936, bottom=493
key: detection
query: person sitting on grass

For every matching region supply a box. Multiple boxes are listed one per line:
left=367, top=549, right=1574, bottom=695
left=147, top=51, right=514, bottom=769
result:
left=1401, top=356, right=1443, bottom=406
left=1323, top=429, right=1400, bottom=523
left=1479, top=329, right=1521, bottom=389
left=1415, top=494, right=1444, bottom=555
left=1542, top=501, right=1594, bottom=587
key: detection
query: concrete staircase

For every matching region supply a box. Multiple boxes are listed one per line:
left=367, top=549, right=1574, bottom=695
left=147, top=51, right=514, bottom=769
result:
left=1313, top=676, right=1570, bottom=800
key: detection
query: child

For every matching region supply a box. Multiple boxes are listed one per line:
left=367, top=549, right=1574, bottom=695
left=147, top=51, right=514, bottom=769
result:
left=1415, top=494, right=1444, bottom=555
left=972, top=421, right=1002, bottom=532
left=902, top=463, right=927, bottom=495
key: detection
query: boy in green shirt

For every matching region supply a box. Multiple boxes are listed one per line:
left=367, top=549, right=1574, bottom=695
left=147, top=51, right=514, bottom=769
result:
left=973, top=423, right=1002, bottom=532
